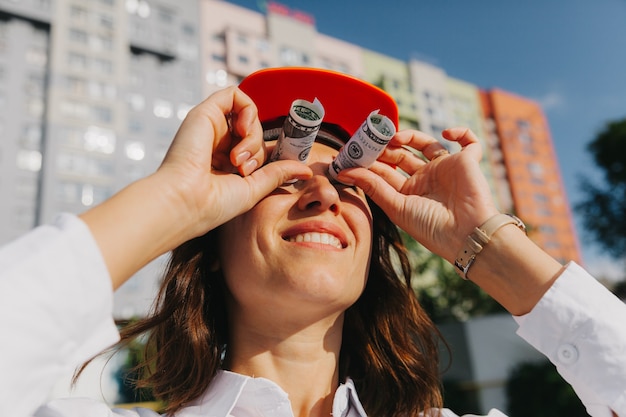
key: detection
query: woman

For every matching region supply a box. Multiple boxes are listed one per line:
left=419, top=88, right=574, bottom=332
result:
left=1, top=68, right=624, bottom=417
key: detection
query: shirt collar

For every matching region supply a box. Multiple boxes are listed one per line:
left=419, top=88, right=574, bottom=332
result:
left=175, top=370, right=368, bottom=417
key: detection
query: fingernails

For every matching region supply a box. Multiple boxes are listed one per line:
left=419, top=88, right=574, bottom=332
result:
left=336, top=172, right=355, bottom=186
left=241, top=157, right=258, bottom=175
left=235, top=151, right=251, bottom=166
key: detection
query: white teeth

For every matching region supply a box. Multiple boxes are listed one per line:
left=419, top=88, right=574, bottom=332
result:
left=288, top=232, right=342, bottom=249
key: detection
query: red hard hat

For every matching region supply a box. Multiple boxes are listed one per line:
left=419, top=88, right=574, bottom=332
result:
left=238, top=67, right=399, bottom=138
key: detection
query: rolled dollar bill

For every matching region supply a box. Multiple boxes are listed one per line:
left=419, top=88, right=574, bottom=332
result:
left=270, top=98, right=325, bottom=162
left=328, top=110, right=396, bottom=181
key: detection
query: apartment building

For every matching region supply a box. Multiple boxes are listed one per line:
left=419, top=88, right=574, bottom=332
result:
left=0, top=0, right=202, bottom=318
left=481, top=89, right=582, bottom=264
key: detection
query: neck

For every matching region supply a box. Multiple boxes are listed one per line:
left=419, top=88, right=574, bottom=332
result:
left=225, top=310, right=345, bottom=417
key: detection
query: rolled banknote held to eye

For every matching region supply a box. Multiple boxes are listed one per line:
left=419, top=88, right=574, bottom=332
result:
left=271, top=98, right=325, bottom=163
left=328, top=110, right=396, bottom=182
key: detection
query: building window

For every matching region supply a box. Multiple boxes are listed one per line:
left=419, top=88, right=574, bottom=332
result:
left=64, top=76, right=86, bottom=95
left=26, top=47, right=48, bottom=67
left=153, top=99, right=173, bottom=118
left=177, top=103, right=192, bottom=121
left=158, top=8, right=173, bottom=23
left=57, top=182, right=113, bottom=206
left=84, top=126, right=116, bottom=154
left=182, top=23, right=195, bottom=36
left=88, top=81, right=116, bottom=100
left=60, top=100, right=89, bottom=119
left=256, top=39, right=269, bottom=52
left=98, top=13, right=115, bottom=29
left=93, top=105, right=113, bottom=123
left=539, top=225, right=557, bottom=234
left=37, top=0, right=51, bottom=11
left=69, top=28, right=88, bottom=44
left=15, top=177, right=38, bottom=199
left=279, top=46, right=299, bottom=65
left=128, top=119, right=143, bottom=133
left=68, top=52, right=87, bottom=70
left=91, top=34, right=113, bottom=51
left=93, top=58, right=113, bottom=74
left=125, top=141, right=145, bottom=161
left=135, top=0, right=151, bottom=18
left=127, top=93, right=145, bottom=111
left=27, top=97, right=44, bottom=117
left=528, top=162, right=544, bottom=180
left=211, top=53, right=226, bottom=63
left=56, top=152, right=114, bottom=177
left=16, top=150, right=42, bottom=172
left=70, top=5, right=89, bottom=22
left=205, top=69, right=227, bottom=87
left=25, top=73, right=45, bottom=96
left=19, top=125, right=42, bottom=150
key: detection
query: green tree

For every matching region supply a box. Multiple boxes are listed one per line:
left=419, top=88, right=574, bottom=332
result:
left=506, top=361, right=588, bottom=417
left=576, top=118, right=626, bottom=259
left=115, top=339, right=156, bottom=404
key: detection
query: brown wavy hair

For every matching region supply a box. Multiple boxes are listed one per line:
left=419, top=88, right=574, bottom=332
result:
left=105, top=197, right=444, bottom=416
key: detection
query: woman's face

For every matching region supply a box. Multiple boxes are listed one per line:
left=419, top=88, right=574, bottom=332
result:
left=218, top=142, right=373, bottom=321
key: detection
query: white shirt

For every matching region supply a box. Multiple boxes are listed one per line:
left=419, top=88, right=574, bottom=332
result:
left=0, top=214, right=624, bottom=417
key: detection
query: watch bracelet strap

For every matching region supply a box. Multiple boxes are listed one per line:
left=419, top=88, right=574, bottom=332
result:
left=454, top=213, right=526, bottom=280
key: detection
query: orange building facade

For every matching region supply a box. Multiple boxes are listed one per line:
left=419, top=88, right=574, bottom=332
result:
left=480, top=89, right=582, bottom=265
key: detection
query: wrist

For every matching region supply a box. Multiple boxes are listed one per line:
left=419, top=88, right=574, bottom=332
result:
left=454, top=215, right=563, bottom=315
left=472, top=227, right=563, bottom=315
left=80, top=175, right=197, bottom=289
left=149, top=169, right=216, bottom=242
left=454, top=214, right=526, bottom=280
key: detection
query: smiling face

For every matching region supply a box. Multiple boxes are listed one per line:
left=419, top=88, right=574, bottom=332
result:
left=218, top=142, right=373, bottom=323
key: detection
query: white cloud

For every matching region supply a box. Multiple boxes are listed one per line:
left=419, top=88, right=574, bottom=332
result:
left=536, top=91, right=566, bottom=111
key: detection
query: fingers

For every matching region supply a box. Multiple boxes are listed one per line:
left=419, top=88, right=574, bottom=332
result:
left=442, top=127, right=479, bottom=147
left=336, top=167, right=404, bottom=217
left=171, top=87, right=265, bottom=176
left=391, top=130, right=450, bottom=161
left=442, top=127, right=483, bottom=161
left=239, top=160, right=313, bottom=212
left=226, top=90, right=265, bottom=176
left=203, top=87, right=265, bottom=176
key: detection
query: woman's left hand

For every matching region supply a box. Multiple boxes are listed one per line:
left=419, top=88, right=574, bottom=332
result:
left=337, top=127, right=499, bottom=263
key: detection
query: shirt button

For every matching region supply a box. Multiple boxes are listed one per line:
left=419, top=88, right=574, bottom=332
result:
left=557, top=344, right=579, bottom=364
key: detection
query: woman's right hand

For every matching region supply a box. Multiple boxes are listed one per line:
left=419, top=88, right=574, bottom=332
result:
left=80, top=87, right=312, bottom=289
left=155, top=86, right=312, bottom=238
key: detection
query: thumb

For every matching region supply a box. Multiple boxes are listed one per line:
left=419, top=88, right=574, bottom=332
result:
left=242, top=160, right=313, bottom=207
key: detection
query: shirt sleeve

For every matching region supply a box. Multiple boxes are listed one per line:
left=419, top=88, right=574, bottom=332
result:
left=0, top=214, right=121, bottom=417
left=514, top=261, right=626, bottom=417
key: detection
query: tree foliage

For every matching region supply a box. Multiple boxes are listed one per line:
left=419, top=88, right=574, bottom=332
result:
left=115, top=337, right=157, bottom=404
left=506, top=361, right=588, bottom=417
left=576, top=118, right=626, bottom=258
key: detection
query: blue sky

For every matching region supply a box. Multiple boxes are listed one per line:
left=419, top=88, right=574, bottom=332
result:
left=228, top=0, right=626, bottom=279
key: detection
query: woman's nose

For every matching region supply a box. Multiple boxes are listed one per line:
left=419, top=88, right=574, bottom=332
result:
left=296, top=175, right=341, bottom=214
